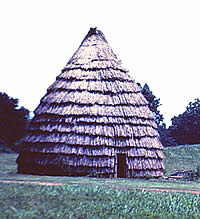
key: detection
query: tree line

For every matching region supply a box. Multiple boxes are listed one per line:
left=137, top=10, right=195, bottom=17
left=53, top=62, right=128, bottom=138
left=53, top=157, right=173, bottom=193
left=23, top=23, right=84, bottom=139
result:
left=140, top=83, right=200, bottom=146
left=0, top=87, right=200, bottom=151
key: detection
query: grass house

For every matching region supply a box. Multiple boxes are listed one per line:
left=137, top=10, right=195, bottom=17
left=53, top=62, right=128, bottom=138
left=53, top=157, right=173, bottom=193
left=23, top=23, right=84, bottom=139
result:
left=17, top=28, right=164, bottom=178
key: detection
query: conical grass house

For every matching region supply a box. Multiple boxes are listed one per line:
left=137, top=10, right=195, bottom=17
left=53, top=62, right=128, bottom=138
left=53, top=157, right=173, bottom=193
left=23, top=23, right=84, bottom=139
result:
left=17, top=28, right=164, bottom=178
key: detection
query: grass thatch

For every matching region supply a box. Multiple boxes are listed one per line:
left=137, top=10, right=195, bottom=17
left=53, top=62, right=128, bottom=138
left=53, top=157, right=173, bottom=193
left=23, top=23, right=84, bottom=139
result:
left=17, top=27, right=164, bottom=178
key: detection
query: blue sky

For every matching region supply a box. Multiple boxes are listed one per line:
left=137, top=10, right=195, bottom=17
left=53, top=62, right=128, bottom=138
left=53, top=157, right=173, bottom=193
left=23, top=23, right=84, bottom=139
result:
left=0, top=0, right=200, bottom=126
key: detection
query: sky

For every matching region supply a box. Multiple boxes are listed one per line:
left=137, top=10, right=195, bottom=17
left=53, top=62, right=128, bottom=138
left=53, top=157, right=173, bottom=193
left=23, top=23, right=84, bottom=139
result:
left=0, top=0, right=200, bottom=126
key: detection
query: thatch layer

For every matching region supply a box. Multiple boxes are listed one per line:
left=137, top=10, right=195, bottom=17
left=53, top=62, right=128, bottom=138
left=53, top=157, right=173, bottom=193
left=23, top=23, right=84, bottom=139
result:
left=21, top=142, right=164, bottom=159
left=31, top=115, right=158, bottom=128
left=17, top=28, right=164, bottom=178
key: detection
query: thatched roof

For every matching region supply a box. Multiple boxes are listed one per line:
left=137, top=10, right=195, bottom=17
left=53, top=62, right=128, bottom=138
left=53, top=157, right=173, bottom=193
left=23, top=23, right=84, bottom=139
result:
left=17, top=27, right=164, bottom=178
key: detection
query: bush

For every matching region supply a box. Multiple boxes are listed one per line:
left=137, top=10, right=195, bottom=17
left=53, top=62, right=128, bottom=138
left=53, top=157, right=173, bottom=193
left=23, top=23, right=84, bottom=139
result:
left=169, top=98, right=200, bottom=145
left=0, top=92, right=30, bottom=151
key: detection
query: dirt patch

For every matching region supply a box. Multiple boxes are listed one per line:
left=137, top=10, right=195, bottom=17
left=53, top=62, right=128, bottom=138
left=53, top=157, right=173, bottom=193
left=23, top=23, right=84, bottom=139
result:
left=139, top=187, right=200, bottom=194
left=1, top=180, right=200, bottom=194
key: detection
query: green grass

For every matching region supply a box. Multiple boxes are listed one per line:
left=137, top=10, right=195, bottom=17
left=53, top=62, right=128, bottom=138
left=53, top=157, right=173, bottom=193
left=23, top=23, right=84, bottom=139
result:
left=0, top=145, right=200, bottom=217
left=163, top=144, right=200, bottom=175
left=0, top=182, right=200, bottom=218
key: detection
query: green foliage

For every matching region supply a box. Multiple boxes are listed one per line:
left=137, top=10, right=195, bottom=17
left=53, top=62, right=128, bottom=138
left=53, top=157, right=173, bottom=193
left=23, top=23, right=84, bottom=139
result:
left=140, top=83, right=177, bottom=146
left=158, top=123, right=177, bottom=147
left=141, top=83, right=164, bottom=126
left=0, top=92, right=29, bottom=151
left=0, top=183, right=200, bottom=218
left=170, top=98, right=200, bottom=145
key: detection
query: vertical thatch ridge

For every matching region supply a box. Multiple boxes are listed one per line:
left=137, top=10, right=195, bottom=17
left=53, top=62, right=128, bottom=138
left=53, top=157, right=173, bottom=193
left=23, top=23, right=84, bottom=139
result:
left=17, top=27, right=164, bottom=178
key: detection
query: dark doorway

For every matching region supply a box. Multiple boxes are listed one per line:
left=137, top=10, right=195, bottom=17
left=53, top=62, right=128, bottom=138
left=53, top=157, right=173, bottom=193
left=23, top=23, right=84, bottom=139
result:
left=117, top=154, right=126, bottom=178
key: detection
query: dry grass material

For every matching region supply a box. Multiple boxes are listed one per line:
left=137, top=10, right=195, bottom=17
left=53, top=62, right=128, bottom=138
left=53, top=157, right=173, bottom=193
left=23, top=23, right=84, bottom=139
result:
left=17, top=28, right=164, bottom=178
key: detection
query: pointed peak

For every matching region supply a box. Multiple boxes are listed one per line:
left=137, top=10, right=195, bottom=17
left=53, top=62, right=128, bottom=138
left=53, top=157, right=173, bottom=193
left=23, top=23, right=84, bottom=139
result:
left=64, top=27, right=128, bottom=72
left=88, top=27, right=98, bottom=36
left=84, top=27, right=108, bottom=43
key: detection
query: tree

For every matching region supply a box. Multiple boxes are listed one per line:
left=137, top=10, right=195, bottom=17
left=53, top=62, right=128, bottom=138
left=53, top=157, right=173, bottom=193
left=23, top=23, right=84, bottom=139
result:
left=158, top=123, right=177, bottom=147
left=169, top=98, right=200, bottom=145
left=139, top=83, right=177, bottom=146
left=141, top=83, right=164, bottom=126
left=0, top=92, right=29, bottom=150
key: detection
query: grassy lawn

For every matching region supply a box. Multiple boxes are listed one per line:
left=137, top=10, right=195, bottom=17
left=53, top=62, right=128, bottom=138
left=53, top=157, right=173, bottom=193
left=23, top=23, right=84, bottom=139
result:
left=0, top=145, right=200, bottom=217
left=0, top=182, right=200, bottom=218
left=163, top=144, right=200, bottom=175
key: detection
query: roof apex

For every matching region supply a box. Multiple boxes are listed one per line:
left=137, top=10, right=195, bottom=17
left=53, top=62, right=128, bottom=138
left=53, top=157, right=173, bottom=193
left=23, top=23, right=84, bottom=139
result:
left=83, top=27, right=108, bottom=43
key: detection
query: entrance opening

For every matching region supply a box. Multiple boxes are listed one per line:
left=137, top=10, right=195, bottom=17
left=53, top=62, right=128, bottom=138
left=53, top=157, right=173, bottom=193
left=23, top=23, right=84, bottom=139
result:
left=117, top=154, right=126, bottom=178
